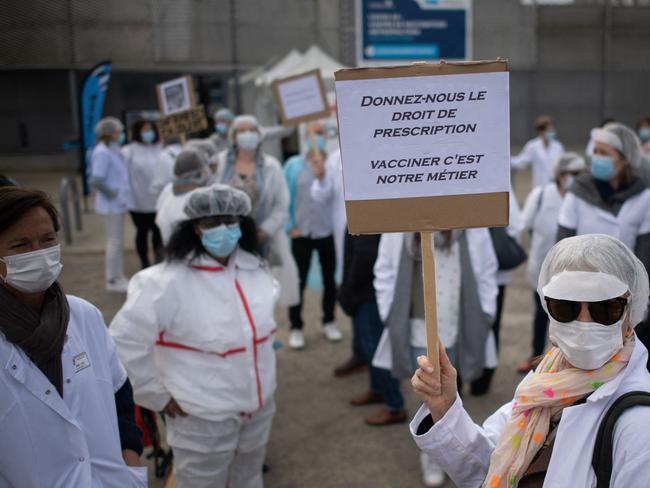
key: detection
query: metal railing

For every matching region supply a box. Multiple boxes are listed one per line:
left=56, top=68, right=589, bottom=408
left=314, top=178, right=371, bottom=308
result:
left=59, top=176, right=82, bottom=244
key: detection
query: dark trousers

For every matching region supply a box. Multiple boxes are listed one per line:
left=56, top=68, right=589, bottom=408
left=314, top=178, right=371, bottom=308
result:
left=470, top=285, right=506, bottom=395
left=532, top=291, right=549, bottom=357
left=355, top=302, right=404, bottom=411
left=129, top=212, right=163, bottom=269
left=289, top=235, right=337, bottom=330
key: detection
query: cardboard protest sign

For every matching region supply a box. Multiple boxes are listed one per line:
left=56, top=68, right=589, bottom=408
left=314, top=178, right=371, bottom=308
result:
left=156, top=76, right=207, bottom=140
left=335, top=59, right=510, bottom=372
left=272, top=69, right=331, bottom=126
left=334, top=60, right=510, bottom=234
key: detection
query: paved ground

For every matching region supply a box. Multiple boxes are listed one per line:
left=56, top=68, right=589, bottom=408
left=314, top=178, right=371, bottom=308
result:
left=16, top=169, right=535, bottom=488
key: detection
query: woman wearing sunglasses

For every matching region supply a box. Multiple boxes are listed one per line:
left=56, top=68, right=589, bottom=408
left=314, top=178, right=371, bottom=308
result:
left=110, top=184, right=279, bottom=488
left=410, top=234, right=650, bottom=487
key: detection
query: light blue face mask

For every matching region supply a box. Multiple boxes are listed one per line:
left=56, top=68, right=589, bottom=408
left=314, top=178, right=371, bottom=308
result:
left=306, top=134, right=327, bottom=152
left=639, top=128, right=650, bottom=141
left=591, top=156, right=616, bottom=182
left=545, top=131, right=557, bottom=141
left=215, top=123, right=229, bottom=135
left=141, top=130, right=156, bottom=144
left=117, top=133, right=126, bottom=146
left=201, top=224, right=241, bottom=258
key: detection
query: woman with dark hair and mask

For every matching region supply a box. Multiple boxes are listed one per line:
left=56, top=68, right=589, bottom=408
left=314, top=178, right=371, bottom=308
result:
left=110, top=184, right=279, bottom=488
left=0, top=187, right=145, bottom=487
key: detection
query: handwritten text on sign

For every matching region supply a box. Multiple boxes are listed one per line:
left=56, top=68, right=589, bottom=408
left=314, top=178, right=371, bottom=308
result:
left=336, top=71, right=510, bottom=201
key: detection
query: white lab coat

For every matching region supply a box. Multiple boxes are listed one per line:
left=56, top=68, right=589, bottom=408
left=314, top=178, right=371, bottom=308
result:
left=109, top=249, right=279, bottom=421
left=557, top=188, right=650, bottom=252
left=150, top=144, right=182, bottom=197
left=523, top=182, right=564, bottom=287
left=122, top=142, right=163, bottom=212
left=154, top=183, right=191, bottom=245
left=90, top=142, right=134, bottom=215
left=511, top=136, right=565, bottom=188
left=410, top=336, right=650, bottom=487
left=0, top=295, right=147, bottom=488
left=374, top=229, right=498, bottom=325
left=311, top=149, right=347, bottom=281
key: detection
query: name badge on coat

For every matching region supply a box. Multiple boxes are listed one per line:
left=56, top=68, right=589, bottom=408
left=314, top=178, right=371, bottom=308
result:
left=73, top=352, right=91, bottom=373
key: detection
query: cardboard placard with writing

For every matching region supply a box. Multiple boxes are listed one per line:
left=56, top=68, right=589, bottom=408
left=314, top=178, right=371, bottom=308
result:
left=157, top=105, right=209, bottom=141
left=272, top=69, right=331, bottom=126
left=334, top=60, right=510, bottom=234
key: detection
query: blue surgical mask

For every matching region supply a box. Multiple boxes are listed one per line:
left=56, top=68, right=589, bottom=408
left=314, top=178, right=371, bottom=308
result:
left=639, top=128, right=650, bottom=141
left=306, top=134, right=327, bottom=152
left=545, top=131, right=557, bottom=141
left=201, top=224, right=241, bottom=257
left=215, top=123, right=229, bottom=135
left=591, top=156, right=616, bottom=182
left=117, top=133, right=126, bottom=146
left=141, top=130, right=156, bottom=144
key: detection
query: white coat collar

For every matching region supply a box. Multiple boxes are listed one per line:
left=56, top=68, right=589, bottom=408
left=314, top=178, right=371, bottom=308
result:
left=189, top=248, right=263, bottom=272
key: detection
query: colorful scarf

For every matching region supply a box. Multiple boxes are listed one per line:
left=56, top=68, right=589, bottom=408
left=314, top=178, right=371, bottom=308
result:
left=483, top=331, right=635, bottom=488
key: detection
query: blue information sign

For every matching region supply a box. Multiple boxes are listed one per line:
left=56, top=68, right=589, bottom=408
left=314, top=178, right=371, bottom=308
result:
left=358, top=0, right=471, bottom=65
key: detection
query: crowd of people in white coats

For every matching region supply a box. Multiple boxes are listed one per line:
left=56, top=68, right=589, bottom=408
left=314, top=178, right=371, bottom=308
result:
left=0, top=107, right=649, bottom=488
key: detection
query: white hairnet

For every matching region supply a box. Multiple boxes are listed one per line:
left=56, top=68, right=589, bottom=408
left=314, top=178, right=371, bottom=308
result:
left=173, top=149, right=210, bottom=185
left=553, top=152, right=586, bottom=178
left=184, top=184, right=252, bottom=219
left=185, top=139, right=218, bottom=159
left=94, top=117, right=124, bottom=138
left=227, top=115, right=260, bottom=146
left=538, top=234, right=649, bottom=327
left=214, top=108, right=235, bottom=121
left=591, top=122, right=643, bottom=169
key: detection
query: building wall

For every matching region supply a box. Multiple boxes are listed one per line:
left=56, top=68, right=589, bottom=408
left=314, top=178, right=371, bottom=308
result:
left=1, top=0, right=649, bottom=164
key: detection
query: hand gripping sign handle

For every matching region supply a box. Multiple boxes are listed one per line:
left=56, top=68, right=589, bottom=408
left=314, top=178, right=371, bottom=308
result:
left=420, top=231, right=440, bottom=382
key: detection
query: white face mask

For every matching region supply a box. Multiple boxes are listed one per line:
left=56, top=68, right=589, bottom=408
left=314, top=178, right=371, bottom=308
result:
left=236, top=131, right=260, bottom=151
left=549, top=317, right=623, bottom=370
left=562, top=174, right=575, bottom=189
left=0, top=245, right=63, bottom=293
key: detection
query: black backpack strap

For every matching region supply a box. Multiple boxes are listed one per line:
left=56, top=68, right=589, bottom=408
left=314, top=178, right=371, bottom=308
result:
left=592, top=391, right=650, bottom=488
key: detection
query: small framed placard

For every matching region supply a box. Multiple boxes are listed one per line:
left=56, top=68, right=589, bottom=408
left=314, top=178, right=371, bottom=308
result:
left=272, top=69, right=331, bottom=126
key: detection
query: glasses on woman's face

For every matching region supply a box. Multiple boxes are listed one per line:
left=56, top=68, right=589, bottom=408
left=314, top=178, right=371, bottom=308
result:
left=544, top=296, right=628, bottom=326
left=196, top=215, right=239, bottom=230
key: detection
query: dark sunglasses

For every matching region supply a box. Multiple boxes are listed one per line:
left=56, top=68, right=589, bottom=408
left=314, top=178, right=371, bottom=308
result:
left=544, top=296, right=628, bottom=326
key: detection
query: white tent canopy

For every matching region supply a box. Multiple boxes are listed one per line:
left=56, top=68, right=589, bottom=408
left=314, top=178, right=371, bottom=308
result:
left=253, top=45, right=348, bottom=86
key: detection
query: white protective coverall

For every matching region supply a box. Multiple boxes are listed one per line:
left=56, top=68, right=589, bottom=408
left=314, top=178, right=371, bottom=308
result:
left=0, top=296, right=147, bottom=488
left=511, top=136, right=565, bottom=189
left=410, top=337, right=650, bottom=487
left=110, top=249, right=278, bottom=488
left=154, top=183, right=191, bottom=245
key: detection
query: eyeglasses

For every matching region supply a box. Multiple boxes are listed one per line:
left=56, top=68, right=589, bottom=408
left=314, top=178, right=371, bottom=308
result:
left=544, top=296, right=628, bottom=326
left=196, top=215, right=239, bottom=229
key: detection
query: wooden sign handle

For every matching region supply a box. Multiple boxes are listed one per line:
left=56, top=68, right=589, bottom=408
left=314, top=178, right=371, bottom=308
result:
left=420, top=231, right=440, bottom=380
left=180, top=133, right=187, bottom=145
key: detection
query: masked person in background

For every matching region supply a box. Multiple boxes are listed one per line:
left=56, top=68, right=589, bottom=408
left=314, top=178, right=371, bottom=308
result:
left=209, top=108, right=235, bottom=154
left=185, top=138, right=219, bottom=176
left=110, top=185, right=278, bottom=488
left=557, top=123, right=650, bottom=278
left=122, top=119, right=164, bottom=269
left=517, top=153, right=587, bottom=373
left=511, top=116, right=565, bottom=189
left=374, top=230, right=498, bottom=487
left=637, top=116, right=650, bottom=155
left=155, top=149, right=211, bottom=246
left=90, top=116, right=133, bottom=293
left=0, top=187, right=145, bottom=487
left=215, top=114, right=299, bottom=308
left=411, top=234, right=650, bottom=487
left=283, top=123, right=341, bottom=349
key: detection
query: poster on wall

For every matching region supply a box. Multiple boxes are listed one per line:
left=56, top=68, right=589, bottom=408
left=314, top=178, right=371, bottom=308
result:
left=357, top=0, right=472, bottom=66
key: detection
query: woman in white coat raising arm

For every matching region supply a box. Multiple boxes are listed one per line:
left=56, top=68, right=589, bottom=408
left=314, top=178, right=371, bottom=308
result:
left=110, top=184, right=279, bottom=488
left=410, top=234, right=650, bottom=487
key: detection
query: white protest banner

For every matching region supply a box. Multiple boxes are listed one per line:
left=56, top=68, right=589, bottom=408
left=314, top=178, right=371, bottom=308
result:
left=272, top=69, right=331, bottom=126
left=335, top=59, right=510, bottom=373
left=335, top=60, right=510, bottom=234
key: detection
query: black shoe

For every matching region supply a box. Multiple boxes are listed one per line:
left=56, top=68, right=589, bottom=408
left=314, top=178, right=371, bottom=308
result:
left=470, top=368, right=495, bottom=396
